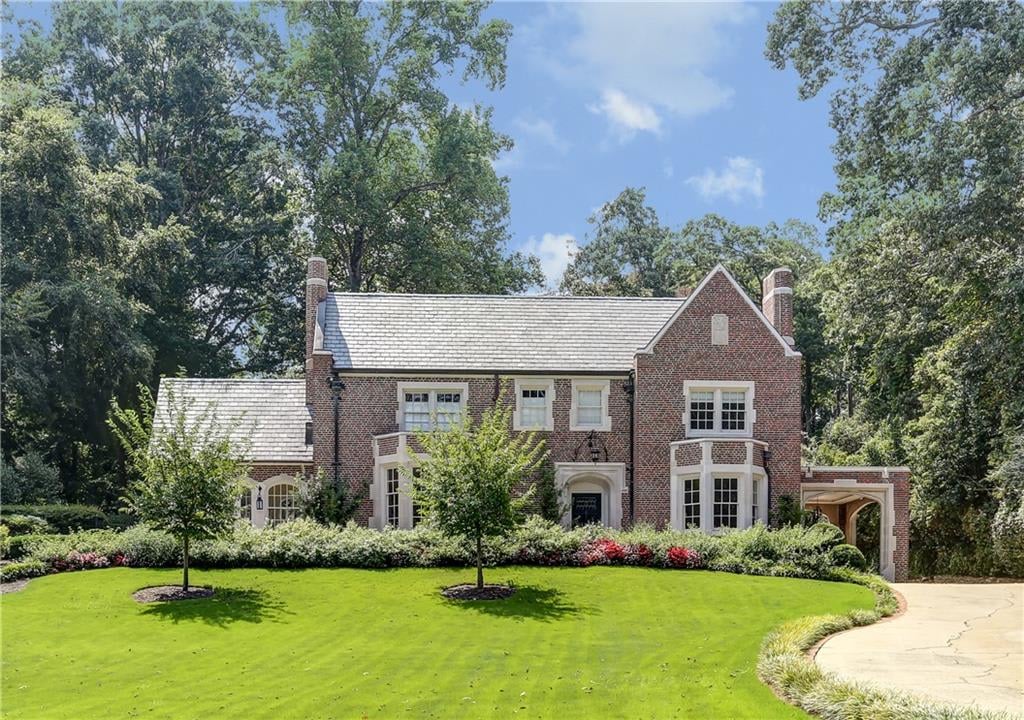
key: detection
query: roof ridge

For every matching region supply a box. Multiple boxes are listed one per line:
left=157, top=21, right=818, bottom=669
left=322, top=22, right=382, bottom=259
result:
left=161, top=378, right=304, bottom=383
left=327, top=292, right=684, bottom=301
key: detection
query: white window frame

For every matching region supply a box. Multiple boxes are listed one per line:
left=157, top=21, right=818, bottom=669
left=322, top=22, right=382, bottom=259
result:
left=570, top=379, right=612, bottom=432
left=752, top=477, right=761, bottom=524
left=396, top=381, right=469, bottom=432
left=513, top=378, right=555, bottom=431
left=682, top=380, right=755, bottom=438
left=712, top=475, right=740, bottom=530
left=266, top=482, right=300, bottom=527
left=682, top=476, right=701, bottom=529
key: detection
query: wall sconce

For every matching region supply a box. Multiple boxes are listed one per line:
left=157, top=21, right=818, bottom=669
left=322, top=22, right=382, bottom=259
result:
left=255, top=485, right=264, bottom=511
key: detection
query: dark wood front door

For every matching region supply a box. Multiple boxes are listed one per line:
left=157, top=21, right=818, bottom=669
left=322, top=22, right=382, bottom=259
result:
left=571, top=493, right=602, bottom=528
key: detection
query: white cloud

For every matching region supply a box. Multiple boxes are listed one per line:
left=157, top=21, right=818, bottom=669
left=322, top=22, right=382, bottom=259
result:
left=521, top=232, right=576, bottom=290
left=526, top=3, right=755, bottom=139
left=662, top=158, right=675, bottom=179
left=587, top=89, right=661, bottom=141
left=687, top=156, right=765, bottom=204
left=514, top=116, right=570, bottom=155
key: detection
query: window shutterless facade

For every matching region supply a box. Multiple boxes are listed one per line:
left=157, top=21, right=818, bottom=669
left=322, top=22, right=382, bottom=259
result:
left=713, top=477, right=739, bottom=529
left=570, top=379, right=611, bottom=432
left=267, top=483, right=299, bottom=526
left=682, top=381, right=755, bottom=437
left=751, top=478, right=760, bottom=524
left=683, top=477, right=701, bottom=528
left=397, top=382, right=469, bottom=432
left=386, top=467, right=400, bottom=528
left=513, top=378, right=555, bottom=431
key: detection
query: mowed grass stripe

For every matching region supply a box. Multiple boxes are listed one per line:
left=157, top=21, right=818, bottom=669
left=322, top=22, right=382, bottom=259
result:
left=1, top=567, right=873, bottom=719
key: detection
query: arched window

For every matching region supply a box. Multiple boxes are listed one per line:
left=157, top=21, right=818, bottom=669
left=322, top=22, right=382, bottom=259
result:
left=267, top=483, right=299, bottom=526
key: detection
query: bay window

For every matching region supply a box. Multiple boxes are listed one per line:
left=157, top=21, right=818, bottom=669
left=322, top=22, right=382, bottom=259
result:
left=713, top=477, right=739, bottom=529
left=683, top=477, right=701, bottom=529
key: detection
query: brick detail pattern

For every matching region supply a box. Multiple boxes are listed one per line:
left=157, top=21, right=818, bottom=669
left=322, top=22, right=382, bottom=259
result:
left=305, top=257, right=328, bottom=359
left=711, top=442, right=747, bottom=465
left=675, top=443, right=702, bottom=466
left=804, top=469, right=911, bottom=581
left=761, top=267, right=794, bottom=339
left=634, top=270, right=803, bottom=527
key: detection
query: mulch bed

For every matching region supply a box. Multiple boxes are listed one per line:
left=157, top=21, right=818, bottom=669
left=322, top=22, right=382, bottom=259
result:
left=133, top=585, right=215, bottom=603
left=0, top=579, right=31, bottom=594
left=441, top=584, right=516, bottom=601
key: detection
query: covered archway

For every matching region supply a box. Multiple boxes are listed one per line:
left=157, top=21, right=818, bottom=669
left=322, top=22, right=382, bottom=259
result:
left=801, top=482, right=895, bottom=581
left=555, top=462, right=626, bottom=529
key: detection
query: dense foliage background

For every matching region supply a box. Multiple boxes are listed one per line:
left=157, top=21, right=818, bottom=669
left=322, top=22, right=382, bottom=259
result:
left=2, top=1, right=1021, bottom=576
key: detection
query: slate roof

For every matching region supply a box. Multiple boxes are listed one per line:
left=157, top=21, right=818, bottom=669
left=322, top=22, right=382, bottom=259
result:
left=153, top=378, right=312, bottom=463
left=321, top=293, right=685, bottom=372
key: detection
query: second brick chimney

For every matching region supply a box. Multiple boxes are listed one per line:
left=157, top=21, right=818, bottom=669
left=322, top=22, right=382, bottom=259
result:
left=306, top=256, right=328, bottom=359
left=761, top=267, right=794, bottom=344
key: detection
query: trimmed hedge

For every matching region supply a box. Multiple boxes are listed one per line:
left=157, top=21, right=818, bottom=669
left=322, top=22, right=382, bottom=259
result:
left=15, top=517, right=858, bottom=581
left=0, top=559, right=47, bottom=582
left=758, top=570, right=1006, bottom=719
left=0, top=505, right=108, bottom=533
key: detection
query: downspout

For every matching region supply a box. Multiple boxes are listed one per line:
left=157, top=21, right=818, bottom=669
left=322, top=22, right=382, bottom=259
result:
left=623, top=370, right=636, bottom=527
left=328, top=373, right=346, bottom=487
left=762, top=448, right=773, bottom=527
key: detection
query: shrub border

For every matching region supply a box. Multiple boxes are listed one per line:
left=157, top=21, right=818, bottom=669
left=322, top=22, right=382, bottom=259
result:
left=757, top=570, right=1013, bottom=720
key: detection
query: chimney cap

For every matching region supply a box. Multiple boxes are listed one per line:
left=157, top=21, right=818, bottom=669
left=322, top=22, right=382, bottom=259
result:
left=307, top=256, right=327, bottom=265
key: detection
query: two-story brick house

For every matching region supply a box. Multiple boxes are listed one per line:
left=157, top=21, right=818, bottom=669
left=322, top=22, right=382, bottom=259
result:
left=157, top=256, right=910, bottom=580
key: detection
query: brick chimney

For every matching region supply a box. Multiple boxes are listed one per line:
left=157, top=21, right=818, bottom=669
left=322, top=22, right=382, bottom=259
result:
left=306, top=256, right=328, bottom=359
left=761, top=267, right=794, bottom=344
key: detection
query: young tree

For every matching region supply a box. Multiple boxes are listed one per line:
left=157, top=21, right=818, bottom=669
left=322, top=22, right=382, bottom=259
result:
left=108, top=384, right=250, bottom=591
left=411, top=404, right=547, bottom=590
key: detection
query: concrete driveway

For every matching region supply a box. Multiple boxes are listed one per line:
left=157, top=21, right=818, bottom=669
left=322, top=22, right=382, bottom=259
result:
left=815, top=583, right=1023, bottom=716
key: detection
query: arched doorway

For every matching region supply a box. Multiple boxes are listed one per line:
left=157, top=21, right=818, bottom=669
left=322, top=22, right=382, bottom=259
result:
left=555, top=462, right=626, bottom=529
left=801, top=482, right=895, bottom=580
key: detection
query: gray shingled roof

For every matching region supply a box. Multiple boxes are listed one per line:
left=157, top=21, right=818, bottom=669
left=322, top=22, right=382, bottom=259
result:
left=153, top=378, right=312, bottom=463
left=322, top=293, right=685, bottom=372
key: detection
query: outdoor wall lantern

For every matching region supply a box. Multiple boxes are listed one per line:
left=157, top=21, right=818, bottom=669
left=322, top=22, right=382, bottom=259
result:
left=255, top=485, right=264, bottom=511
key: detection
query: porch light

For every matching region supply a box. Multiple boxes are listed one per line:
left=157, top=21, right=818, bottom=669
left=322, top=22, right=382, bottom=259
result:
left=588, top=431, right=600, bottom=463
left=255, top=485, right=264, bottom=511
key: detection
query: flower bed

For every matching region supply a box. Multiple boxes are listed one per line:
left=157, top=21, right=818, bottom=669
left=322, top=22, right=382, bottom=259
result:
left=1, top=516, right=867, bottom=583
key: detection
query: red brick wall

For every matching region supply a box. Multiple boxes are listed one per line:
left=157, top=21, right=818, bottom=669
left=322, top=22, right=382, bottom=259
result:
left=634, top=269, right=803, bottom=527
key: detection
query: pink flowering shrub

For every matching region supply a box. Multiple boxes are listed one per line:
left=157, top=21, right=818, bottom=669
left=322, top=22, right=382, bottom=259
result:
left=666, top=546, right=702, bottom=569
left=624, top=543, right=654, bottom=566
left=51, top=551, right=113, bottom=572
left=575, top=538, right=626, bottom=566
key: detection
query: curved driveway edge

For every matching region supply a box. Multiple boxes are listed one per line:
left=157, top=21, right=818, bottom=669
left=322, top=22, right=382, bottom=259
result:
left=815, top=583, right=1023, bottom=717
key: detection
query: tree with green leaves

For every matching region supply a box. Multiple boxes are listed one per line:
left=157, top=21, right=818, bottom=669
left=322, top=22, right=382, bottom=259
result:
left=9, top=0, right=305, bottom=376
left=411, top=403, right=546, bottom=591
left=768, top=0, right=1024, bottom=573
left=277, top=0, right=542, bottom=294
left=108, top=385, right=250, bottom=591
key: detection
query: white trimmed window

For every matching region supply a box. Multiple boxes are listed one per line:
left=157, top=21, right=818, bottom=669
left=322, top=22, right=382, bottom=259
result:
left=397, top=383, right=468, bottom=431
left=239, top=489, right=252, bottom=521
left=713, top=477, right=739, bottom=529
left=411, top=467, right=423, bottom=527
left=570, top=380, right=611, bottom=432
left=752, top=478, right=761, bottom=524
left=513, top=378, right=555, bottom=431
left=683, top=477, right=701, bottom=529
left=683, top=381, right=755, bottom=437
left=385, top=467, right=400, bottom=528
left=267, top=483, right=299, bottom=526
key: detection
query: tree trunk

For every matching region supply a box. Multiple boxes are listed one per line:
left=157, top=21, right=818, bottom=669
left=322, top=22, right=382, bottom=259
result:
left=476, top=535, right=484, bottom=590
left=182, top=535, right=190, bottom=591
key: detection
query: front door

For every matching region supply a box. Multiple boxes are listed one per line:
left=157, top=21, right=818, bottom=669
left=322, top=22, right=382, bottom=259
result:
left=571, top=493, right=602, bottom=528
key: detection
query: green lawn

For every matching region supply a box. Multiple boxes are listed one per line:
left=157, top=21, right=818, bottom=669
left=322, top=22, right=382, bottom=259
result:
left=1, top=567, right=873, bottom=719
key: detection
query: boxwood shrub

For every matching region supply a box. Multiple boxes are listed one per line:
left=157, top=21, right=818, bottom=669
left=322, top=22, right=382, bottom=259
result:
left=0, top=505, right=107, bottom=533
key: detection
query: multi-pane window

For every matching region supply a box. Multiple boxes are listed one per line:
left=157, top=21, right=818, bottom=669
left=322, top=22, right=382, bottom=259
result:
left=751, top=478, right=760, bottom=524
left=576, top=389, right=604, bottom=427
left=689, top=391, right=715, bottom=431
left=411, top=467, right=423, bottom=528
left=713, top=477, right=739, bottom=529
left=267, top=484, right=299, bottom=526
left=683, top=478, right=701, bottom=528
left=721, top=391, right=747, bottom=431
left=403, top=392, right=431, bottom=430
left=520, top=388, right=547, bottom=428
left=239, top=490, right=251, bottom=521
left=386, top=468, right=400, bottom=528
left=402, top=390, right=463, bottom=431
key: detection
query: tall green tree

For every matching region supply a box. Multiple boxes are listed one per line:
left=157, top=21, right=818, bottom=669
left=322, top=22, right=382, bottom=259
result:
left=10, top=1, right=305, bottom=375
left=277, top=0, right=541, bottom=294
left=0, top=80, right=186, bottom=502
left=768, top=1, right=1024, bottom=572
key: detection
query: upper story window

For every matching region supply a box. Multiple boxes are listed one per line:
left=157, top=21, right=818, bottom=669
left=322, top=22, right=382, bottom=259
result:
left=397, top=382, right=468, bottom=432
left=683, top=381, right=755, bottom=438
left=570, top=379, right=611, bottom=432
left=513, top=378, right=555, bottom=431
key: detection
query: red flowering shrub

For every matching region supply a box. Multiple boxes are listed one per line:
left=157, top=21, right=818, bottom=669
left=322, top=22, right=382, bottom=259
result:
left=624, top=543, right=654, bottom=565
left=576, top=538, right=626, bottom=566
left=666, top=546, right=702, bottom=569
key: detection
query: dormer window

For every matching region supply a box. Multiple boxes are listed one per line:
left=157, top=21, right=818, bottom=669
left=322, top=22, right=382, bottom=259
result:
left=683, top=381, right=755, bottom=437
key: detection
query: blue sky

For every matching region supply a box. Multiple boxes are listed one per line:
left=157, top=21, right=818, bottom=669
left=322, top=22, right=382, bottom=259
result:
left=8, top=1, right=837, bottom=289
